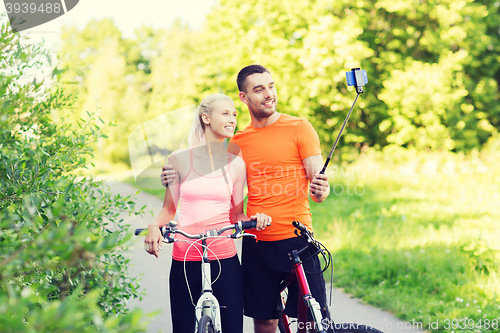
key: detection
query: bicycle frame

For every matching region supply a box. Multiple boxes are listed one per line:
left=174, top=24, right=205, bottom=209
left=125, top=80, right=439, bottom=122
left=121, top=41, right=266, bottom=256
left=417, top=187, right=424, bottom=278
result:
left=279, top=248, right=327, bottom=333
left=277, top=222, right=387, bottom=333
left=194, top=238, right=222, bottom=332
left=276, top=221, right=332, bottom=333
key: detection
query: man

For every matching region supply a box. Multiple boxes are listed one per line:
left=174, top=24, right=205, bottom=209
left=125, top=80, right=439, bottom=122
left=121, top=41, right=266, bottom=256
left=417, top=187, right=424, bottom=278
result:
left=162, top=65, right=330, bottom=333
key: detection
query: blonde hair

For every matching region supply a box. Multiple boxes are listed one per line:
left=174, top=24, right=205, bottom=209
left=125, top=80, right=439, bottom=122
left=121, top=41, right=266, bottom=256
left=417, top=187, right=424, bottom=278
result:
left=188, top=93, right=233, bottom=147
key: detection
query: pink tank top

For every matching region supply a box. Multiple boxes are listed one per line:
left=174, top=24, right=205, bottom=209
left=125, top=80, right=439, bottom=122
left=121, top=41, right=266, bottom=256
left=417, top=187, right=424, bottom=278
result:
left=171, top=151, right=237, bottom=261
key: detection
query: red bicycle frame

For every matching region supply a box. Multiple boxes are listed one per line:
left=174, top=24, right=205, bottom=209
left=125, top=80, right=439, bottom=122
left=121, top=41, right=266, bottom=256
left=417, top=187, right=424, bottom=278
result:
left=279, top=247, right=328, bottom=333
left=277, top=222, right=386, bottom=333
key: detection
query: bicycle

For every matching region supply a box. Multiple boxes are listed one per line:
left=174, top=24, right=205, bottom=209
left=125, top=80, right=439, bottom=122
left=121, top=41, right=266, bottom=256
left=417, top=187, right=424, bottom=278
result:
left=135, top=220, right=258, bottom=333
left=277, top=221, right=383, bottom=333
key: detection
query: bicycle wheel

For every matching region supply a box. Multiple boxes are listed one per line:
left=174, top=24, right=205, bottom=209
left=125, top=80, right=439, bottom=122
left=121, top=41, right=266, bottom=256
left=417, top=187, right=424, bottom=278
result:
left=197, top=315, right=216, bottom=333
left=332, top=323, right=384, bottom=333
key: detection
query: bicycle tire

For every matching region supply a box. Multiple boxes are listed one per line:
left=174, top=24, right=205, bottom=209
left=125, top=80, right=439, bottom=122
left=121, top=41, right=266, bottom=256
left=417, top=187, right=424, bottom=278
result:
left=332, top=323, right=384, bottom=333
left=197, top=315, right=216, bottom=333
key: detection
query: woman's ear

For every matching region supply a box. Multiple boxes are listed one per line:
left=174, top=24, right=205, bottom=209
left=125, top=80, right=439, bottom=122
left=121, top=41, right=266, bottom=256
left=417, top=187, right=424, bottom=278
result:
left=201, top=113, right=210, bottom=125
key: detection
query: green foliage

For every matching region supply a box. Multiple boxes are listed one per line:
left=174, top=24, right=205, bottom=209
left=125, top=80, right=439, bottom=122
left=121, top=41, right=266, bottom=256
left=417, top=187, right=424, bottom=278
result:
left=57, top=19, right=151, bottom=166
left=0, top=18, right=146, bottom=332
left=461, top=238, right=500, bottom=274
left=204, top=0, right=500, bottom=152
left=360, top=0, right=500, bottom=151
left=55, top=0, right=500, bottom=167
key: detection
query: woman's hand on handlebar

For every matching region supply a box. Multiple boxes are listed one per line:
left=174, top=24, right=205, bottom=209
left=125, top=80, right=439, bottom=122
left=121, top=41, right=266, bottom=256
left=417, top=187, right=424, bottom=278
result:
left=250, top=213, right=272, bottom=231
left=144, top=224, right=163, bottom=258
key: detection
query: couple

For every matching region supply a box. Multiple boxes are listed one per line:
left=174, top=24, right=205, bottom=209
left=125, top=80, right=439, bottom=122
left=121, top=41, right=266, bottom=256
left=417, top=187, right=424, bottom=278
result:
left=144, top=65, right=331, bottom=333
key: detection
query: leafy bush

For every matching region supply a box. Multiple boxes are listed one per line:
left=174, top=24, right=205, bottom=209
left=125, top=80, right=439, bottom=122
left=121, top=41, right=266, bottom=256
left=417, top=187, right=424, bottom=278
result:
left=0, top=18, right=146, bottom=332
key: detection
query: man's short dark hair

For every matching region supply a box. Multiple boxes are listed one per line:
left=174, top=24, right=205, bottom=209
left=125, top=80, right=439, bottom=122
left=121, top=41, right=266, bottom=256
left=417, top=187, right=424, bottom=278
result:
left=237, top=64, right=271, bottom=92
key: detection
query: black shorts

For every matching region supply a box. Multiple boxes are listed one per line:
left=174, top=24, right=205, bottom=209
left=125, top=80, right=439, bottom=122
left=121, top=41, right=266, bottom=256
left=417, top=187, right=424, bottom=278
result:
left=241, top=236, right=329, bottom=320
left=170, top=255, right=243, bottom=333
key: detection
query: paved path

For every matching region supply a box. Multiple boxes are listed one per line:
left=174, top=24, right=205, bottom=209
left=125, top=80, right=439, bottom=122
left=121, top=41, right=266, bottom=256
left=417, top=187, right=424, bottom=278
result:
left=107, top=181, right=426, bottom=333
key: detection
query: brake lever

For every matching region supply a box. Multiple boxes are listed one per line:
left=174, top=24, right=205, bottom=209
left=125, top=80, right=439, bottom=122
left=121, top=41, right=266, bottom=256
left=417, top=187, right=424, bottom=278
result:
left=242, top=233, right=257, bottom=239
left=294, top=228, right=312, bottom=243
left=231, top=228, right=241, bottom=239
left=231, top=230, right=257, bottom=239
left=161, top=226, right=175, bottom=243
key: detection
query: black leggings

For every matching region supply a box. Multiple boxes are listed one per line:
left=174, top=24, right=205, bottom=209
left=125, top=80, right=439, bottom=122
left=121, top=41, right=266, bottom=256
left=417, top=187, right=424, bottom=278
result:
left=169, top=255, right=243, bottom=333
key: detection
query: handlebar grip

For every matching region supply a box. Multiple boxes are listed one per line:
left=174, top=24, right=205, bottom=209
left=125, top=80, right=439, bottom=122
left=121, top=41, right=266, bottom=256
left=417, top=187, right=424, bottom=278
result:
left=292, top=221, right=308, bottom=233
left=240, top=221, right=257, bottom=230
left=135, top=228, right=147, bottom=236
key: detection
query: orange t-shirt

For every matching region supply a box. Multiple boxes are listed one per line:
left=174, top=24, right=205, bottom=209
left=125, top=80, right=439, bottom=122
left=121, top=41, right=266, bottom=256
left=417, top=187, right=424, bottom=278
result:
left=229, top=114, right=321, bottom=241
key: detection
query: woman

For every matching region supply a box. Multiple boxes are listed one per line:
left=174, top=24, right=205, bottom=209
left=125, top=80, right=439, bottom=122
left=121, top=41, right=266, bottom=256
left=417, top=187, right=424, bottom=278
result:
left=144, top=93, right=271, bottom=333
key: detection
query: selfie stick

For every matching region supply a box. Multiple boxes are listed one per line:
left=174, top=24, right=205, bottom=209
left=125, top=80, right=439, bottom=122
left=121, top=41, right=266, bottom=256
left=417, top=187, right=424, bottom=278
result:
left=320, top=68, right=367, bottom=174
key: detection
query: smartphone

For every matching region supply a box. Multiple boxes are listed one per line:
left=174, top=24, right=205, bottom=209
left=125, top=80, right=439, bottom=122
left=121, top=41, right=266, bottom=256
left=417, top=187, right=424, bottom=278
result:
left=346, top=68, right=368, bottom=87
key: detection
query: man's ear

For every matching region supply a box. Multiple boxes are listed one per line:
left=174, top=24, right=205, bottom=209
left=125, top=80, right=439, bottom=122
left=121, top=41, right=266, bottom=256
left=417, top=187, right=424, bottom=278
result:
left=239, top=91, right=248, bottom=105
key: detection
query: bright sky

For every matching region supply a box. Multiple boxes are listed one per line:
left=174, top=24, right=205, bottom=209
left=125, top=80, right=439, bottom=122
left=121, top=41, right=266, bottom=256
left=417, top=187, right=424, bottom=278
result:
left=1, top=0, right=217, bottom=52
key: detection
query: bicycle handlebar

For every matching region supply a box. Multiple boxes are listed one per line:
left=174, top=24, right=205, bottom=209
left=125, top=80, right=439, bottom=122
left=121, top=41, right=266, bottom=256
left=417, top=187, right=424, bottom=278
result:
left=291, top=221, right=326, bottom=256
left=292, top=221, right=315, bottom=244
left=134, top=220, right=258, bottom=242
left=292, top=220, right=309, bottom=234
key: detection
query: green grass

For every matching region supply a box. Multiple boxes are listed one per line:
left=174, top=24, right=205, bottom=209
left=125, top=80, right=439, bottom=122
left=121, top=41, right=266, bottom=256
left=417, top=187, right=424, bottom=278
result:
left=312, top=148, right=500, bottom=332
left=123, top=148, right=500, bottom=332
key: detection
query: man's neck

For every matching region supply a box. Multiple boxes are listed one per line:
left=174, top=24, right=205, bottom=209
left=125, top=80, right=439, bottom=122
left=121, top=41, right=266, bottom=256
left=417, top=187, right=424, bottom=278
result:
left=251, top=112, right=281, bottom=129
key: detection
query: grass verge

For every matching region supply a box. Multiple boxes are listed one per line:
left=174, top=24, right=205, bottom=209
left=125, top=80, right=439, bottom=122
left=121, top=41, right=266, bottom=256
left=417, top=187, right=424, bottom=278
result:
left=312, top=147, right=500, bottom=332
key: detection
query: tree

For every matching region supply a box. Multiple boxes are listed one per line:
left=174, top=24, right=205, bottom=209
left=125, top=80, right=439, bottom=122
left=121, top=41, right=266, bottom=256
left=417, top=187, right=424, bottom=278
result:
left=58, top=19, right=150, bottom=166
left=0, top=17, right=146, bottom=332
left=54, top=0, right=500, bottom=161
left=352, top=0, right=500, bottom=150
left=200, top=0, right=500, bottom=153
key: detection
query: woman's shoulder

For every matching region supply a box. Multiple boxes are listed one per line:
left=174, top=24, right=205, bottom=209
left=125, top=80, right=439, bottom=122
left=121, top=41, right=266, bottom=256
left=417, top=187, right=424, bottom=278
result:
left=168, top=148, right=191, bottom=167
left=228, top=153, right=246, bottom=177
left=170, top=147, right=190, bottom=155
left=228, top=153, right=245, bottom=166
